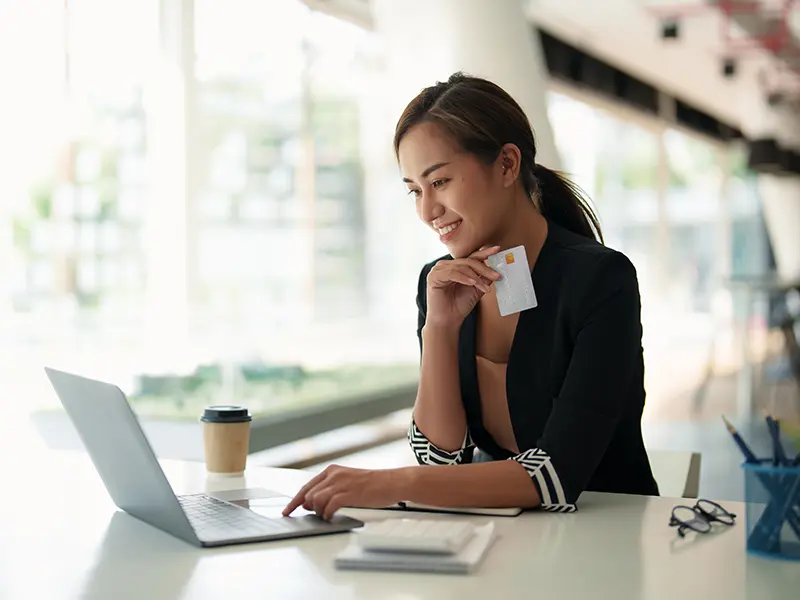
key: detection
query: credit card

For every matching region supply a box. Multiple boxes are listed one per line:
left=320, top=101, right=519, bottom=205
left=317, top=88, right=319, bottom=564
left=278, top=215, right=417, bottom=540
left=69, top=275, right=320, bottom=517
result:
left=486, top=245, right=537, bottom=316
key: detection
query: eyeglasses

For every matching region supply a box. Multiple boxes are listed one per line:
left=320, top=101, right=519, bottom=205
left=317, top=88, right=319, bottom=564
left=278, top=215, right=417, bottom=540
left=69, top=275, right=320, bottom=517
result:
left=669, top=499, right=736, bottom=537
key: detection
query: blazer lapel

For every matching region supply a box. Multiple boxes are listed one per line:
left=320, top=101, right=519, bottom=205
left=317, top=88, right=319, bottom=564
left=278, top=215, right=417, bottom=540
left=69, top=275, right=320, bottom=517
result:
left=507, top=233, right=558, bottom=451
left=458, top=308, right=481, bottom=436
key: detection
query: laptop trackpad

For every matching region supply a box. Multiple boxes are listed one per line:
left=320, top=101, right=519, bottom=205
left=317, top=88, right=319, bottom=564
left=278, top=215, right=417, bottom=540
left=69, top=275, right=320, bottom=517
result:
left=210, top=488, right=317, bottom=519
left=213, top=490, right=364, bottom=532
left=209, top=487, right=285, bottom=502
left=209, top=488, right=359, bottom=525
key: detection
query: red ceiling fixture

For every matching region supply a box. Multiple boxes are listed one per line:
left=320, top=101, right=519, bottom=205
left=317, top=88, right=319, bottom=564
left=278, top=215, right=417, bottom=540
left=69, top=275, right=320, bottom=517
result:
left=645, top=0, right=800, bottom=93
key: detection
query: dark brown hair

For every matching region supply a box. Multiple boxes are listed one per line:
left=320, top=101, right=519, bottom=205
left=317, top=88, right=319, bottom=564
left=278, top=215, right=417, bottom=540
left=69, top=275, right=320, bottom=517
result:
left=393, top=72, right=602, bottom=243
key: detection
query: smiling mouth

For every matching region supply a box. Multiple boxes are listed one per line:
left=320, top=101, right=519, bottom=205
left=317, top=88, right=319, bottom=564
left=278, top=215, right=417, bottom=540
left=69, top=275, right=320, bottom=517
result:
left=437, top=220, right=462, bottom=239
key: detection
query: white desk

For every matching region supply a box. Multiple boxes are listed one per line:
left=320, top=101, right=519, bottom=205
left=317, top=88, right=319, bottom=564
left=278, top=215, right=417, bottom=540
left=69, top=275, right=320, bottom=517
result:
left=1, top=452, right=797, bottom=600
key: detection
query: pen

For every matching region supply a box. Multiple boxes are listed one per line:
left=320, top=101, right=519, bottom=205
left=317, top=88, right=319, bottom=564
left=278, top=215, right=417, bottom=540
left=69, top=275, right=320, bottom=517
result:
left=722, top=415, right=759, bottom=463
left=722, top=415, right=800, bottom=551
left=765, top=414, right=789, bottom=466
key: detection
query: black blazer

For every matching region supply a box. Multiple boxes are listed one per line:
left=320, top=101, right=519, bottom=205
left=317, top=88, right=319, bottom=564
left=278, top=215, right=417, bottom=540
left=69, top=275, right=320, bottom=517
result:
left=415, top=220, right=659, bottom=505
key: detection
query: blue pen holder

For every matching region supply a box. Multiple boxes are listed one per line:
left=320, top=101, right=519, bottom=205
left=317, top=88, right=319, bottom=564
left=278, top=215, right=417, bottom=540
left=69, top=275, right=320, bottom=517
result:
left=742, top=460, right=800, bottom=561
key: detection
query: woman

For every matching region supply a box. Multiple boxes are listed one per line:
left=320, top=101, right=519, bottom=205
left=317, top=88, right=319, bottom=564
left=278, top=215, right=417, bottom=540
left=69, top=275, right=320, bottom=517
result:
left=284, top=72, right=659, bottom=520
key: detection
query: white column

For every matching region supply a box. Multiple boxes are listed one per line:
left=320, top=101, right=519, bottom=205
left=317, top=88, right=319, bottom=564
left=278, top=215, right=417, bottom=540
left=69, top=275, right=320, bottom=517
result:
left=740, top=84, right=800, bottom=280
left=736, top=84, right=800, bottom=416
left=142, top=0, right=198, bottom=371
left=763, top=104, right=800, bottom=280
left=715, top=147, right=733, bottom=285
left=370, top=0, right=560, bottom=169
left=655, top=128, right=670, bottom=305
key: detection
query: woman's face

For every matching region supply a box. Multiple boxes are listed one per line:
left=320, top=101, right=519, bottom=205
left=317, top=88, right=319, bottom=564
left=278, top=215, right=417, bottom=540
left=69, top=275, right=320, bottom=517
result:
left=398, top=122, right=506, bottom=258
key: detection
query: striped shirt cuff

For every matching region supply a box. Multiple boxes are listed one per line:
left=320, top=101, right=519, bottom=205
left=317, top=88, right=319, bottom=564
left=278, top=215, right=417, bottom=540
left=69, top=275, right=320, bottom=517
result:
left=408, top=419, right=470, bottom=465
left=510, top=448, right=577, bottom=513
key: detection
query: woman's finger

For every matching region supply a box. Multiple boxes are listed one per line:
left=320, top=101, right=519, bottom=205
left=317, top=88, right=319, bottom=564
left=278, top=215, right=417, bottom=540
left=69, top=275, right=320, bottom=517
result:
left=284, top=488, right=309, bottom=516
left=434, top=265, right=490, bottom=292
left=461, top=257, right=501, bottom=282
left=470, top=245, right=501, bottom=260
left=307, top=484, right=336, bottom=517
left=282, top=470, right=329, bottom=516
left=322, top=492, right=348, bottom=521
left=428, top=264, right=475, bottom=286
left=450, top=264, right=495, bottom=292
left=430, top=256, right=499, bottom=284
left=445, top=269, right=480, bottom=288
left=429, top=260, right=498, bottom=293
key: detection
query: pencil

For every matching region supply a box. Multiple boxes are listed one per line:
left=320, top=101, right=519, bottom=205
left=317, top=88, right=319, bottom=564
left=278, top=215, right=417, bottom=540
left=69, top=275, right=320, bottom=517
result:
left=765, top=413, right=790, bottom=466
left=721, top=415, right=759, bottom=463
left=724, top=415, right=800, bottom=550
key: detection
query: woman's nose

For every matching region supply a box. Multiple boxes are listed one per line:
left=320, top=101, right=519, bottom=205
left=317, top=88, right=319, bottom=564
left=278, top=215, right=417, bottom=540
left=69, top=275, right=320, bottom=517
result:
left=419, top=192, right=444, bottom=223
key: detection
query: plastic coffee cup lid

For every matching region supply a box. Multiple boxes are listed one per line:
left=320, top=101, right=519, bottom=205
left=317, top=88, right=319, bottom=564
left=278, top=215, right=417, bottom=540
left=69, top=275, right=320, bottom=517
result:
left=200, top=405, right=252, bottom=423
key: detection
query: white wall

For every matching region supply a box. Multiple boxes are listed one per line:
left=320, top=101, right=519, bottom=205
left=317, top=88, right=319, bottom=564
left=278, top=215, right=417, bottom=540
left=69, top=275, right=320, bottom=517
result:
left=371, top=0, right=560, bottom=169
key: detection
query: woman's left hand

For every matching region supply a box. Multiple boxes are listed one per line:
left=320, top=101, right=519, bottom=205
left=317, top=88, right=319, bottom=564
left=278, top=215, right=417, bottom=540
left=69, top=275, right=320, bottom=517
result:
left=282, top=465, right=409, bottom=520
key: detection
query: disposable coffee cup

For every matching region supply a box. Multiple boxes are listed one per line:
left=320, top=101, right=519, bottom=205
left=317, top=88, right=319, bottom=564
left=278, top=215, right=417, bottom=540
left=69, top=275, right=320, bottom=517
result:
left=201, top=405, right=252, bottom=475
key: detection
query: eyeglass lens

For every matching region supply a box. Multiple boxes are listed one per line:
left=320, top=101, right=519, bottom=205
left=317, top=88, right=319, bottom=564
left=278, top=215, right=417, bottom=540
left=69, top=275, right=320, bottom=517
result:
left=696, top=500, right=735, bottom=525
left=672, top=506, right=712, bottom=533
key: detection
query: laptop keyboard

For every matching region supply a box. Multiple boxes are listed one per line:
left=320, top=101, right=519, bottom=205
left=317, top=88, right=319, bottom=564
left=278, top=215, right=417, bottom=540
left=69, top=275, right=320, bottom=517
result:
left=178, top=493, right=296, bottom=540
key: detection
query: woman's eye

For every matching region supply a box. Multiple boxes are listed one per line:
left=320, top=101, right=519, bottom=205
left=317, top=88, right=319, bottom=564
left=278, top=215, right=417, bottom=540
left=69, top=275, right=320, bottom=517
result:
left=432, top=179, right=449, bottom=189
left=407, top=188, right=421, bottom=198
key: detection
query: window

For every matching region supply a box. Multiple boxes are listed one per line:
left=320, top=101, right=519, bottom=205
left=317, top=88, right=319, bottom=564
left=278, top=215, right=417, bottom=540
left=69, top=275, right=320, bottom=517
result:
left=1, top=0, right=157, bottom=416
left=137, top=0, right=422, bottom=421
left=6, top=0, right=424, bottom=432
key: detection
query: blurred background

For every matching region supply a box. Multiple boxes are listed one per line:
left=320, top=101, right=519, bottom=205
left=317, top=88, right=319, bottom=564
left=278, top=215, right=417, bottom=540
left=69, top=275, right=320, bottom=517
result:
left=1, top=0, right=799, bottom=498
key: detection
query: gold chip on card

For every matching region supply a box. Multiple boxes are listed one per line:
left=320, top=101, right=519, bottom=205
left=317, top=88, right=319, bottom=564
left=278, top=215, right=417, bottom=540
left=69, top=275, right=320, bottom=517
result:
left=505, top=253, right=515, bottom=264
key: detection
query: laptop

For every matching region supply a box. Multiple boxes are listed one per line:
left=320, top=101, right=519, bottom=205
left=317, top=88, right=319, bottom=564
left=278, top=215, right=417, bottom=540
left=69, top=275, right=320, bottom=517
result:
left=44, top=367, right=363, bottom=548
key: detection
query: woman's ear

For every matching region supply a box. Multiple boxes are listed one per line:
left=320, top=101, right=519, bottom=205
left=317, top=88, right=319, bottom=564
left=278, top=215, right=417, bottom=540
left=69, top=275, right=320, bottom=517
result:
left=498, top=143, right=522, bottom=187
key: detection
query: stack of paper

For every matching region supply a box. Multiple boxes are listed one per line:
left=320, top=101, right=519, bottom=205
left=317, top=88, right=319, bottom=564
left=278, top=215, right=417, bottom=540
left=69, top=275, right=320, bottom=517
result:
left=334, top=522, right=496, bottom=575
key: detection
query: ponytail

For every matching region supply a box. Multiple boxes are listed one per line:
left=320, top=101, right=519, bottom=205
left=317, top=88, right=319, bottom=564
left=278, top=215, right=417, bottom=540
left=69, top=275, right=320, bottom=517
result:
left=532, top=164, right=603, bottom=244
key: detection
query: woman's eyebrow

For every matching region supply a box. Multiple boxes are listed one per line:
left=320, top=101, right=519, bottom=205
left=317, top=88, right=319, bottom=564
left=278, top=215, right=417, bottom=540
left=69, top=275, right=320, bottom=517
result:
left=402, top=162, right=451, bottom=183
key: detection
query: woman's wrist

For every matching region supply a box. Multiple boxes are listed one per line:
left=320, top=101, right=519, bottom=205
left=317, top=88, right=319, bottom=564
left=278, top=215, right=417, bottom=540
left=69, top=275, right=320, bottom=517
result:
left=388, top=466, right=421, bottom=503
left=422, top=322, right=461, bottom=341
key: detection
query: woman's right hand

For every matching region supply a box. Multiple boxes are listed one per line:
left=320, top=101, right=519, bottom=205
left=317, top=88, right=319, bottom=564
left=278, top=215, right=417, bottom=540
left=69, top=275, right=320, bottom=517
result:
left=425, top=246, right=502, bottom=329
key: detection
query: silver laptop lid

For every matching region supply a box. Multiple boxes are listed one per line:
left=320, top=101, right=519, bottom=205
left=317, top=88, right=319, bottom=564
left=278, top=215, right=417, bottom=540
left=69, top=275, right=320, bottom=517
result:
left=44, top=367, right=199, bottom=545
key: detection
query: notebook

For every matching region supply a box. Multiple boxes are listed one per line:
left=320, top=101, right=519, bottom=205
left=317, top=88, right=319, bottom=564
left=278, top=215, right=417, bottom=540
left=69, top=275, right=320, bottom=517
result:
left=334, top=522, right=497, bottom=574
left=390, top=501, right=522, bottom=517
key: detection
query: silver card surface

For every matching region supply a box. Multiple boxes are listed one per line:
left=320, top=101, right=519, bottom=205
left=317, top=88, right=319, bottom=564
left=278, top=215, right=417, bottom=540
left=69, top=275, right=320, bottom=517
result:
left=486, top=245, right=537, bottom=317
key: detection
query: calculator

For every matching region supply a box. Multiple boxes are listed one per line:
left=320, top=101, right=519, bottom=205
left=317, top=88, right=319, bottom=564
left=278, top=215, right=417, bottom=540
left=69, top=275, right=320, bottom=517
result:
left=356, top=519, right=477, bottom=555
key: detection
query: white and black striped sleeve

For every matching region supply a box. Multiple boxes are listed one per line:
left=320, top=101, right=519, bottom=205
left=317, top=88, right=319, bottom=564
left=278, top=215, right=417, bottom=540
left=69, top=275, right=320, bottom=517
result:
left=408, top=419, right=472, bottom=465
left=510, top=448, right=577, bottom=513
